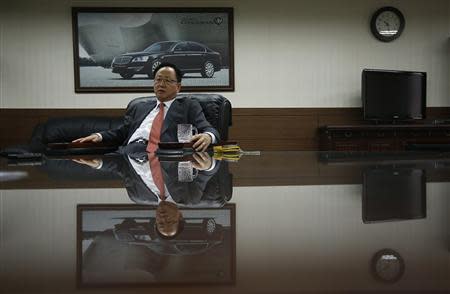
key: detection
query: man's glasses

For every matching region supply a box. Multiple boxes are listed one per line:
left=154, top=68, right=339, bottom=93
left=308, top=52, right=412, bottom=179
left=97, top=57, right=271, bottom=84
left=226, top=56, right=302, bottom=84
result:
left=154, top=77, right=178, bottom=85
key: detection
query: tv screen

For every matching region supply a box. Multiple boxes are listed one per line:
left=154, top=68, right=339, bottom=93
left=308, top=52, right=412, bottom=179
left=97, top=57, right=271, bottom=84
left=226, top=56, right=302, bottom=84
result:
left=362, top=167, right=426, bottom=223
left=362, top=69, right=426, bottom=121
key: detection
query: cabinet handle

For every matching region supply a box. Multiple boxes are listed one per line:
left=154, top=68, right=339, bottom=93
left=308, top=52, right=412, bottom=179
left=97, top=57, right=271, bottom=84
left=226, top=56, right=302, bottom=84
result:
left=344, top=131, right=352, bottom=138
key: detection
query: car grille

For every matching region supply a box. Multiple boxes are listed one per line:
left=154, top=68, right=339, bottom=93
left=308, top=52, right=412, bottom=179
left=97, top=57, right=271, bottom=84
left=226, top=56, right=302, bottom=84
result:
left=114, top=56, right=132, bottom=64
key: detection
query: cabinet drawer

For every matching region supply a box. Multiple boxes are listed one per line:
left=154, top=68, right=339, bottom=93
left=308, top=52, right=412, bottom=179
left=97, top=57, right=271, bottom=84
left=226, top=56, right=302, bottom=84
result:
left=368, top=141, right=397, bottom=151
left=330, top=130, right=363, bottom=139
left=334, top=143, right=364, bottom=151
left=397, top=130, right=430, bottom=137
left=365, top=130, right=395, bottom=138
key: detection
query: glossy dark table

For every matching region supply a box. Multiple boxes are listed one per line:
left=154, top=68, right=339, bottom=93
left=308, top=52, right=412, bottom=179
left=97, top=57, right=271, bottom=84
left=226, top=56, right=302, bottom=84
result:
left=1, top=151, right=449, bottom=293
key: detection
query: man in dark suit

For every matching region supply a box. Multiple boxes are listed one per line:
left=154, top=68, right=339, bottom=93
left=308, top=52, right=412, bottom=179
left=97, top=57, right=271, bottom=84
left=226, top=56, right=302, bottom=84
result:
left=75, top=153, right=224, bottom=206
left=73, top=63, right=219, bottom=153
left=73, top=152, right=229, bottom=238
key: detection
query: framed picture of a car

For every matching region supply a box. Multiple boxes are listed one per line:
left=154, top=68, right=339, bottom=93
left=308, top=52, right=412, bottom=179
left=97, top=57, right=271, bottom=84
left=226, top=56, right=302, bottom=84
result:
left=72, top=7, right=234, bottom=93
left=76, top=203, right=236, bottom=287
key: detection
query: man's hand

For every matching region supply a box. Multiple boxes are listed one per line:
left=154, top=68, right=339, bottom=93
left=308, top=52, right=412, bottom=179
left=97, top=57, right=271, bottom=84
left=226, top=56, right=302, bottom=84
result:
left=72, top=134, right=102, bottom=143
left=72, top=158, right=102, bottom=169
left=191, top=133, right=212, bottom=152
left=191, top=152, right=212, bottom=171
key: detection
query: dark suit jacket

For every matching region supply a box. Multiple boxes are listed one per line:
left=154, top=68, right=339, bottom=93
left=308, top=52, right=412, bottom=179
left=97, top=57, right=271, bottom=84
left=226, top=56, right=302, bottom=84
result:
left=99, top=97, right=220, bottom=147
left=100, top=155, right=225, bottom=206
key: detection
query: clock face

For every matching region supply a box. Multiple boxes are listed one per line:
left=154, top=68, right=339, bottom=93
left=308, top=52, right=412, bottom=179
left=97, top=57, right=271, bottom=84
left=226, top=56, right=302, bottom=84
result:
left=375, top=253, right=402, bottom=280
left=376, top=11, right=401, bottom=37
left=371, top=7, right=405, bottom=42
left=371, top=249, right=405, bottom=283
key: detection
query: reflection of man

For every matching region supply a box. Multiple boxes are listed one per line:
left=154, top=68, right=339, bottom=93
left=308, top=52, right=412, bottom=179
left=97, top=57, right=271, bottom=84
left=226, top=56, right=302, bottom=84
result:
left=155, top=201, right=183, bottom=238
left=73, top=63, right=219, bottom=153
left=74, top=152, right=221, bottom=238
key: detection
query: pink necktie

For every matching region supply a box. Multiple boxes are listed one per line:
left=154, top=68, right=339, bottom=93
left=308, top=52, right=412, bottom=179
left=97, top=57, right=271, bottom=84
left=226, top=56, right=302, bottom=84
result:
left=148, top=154, right=165, bottom=199
left=146, top=103, right=164, bottom=153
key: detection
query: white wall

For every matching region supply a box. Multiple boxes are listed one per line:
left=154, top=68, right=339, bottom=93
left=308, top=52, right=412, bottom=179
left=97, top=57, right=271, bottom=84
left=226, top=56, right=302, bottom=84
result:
left=1, top=0, right=449, bottom=108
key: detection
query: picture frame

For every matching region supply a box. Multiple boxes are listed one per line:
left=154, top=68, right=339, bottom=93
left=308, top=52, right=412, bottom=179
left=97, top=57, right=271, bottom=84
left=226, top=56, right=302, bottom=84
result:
left=72, top=7, right=234, bottom=93
left=76, top=203, right=236, bottom=287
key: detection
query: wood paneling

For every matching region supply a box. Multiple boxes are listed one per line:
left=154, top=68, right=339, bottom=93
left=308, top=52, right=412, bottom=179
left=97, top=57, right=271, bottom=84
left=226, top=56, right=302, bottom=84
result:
left=0, top=109, right=124, bottom=149
left=1, top=107, right=450, bottom=151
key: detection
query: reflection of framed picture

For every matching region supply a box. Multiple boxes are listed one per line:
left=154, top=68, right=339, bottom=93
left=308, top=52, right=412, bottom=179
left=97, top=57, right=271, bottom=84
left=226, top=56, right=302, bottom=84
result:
left=72, top=7, right=234, bottom=93
left=77, top=204, right=236, bottom=287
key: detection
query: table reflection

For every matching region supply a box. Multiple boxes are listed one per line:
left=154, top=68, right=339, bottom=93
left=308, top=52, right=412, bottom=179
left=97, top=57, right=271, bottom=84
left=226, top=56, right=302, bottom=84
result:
left=78, top=204, right=235, bottom=286
left=1, top=151, right=449, bottom=293
left=70, top=153, right=232, bottom=207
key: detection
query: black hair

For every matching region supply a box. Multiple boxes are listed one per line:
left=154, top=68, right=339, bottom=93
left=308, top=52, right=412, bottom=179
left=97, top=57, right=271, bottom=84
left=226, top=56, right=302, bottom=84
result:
left=154, top=219, right=185, bottom=240
left=152, top=62, right=183, bottom=83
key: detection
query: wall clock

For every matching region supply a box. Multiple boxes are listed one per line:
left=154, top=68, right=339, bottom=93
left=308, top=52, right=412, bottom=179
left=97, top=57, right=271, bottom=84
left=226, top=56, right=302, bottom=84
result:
left=370, top=6, right=405, bottom=42
left=370, top=249, right=405, bottom=283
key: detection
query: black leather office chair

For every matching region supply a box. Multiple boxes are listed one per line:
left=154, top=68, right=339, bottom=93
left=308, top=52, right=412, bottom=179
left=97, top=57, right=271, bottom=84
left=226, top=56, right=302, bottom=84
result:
left=129, top=94, right=232, bottom=141
left=1, top=94, right=232, bottom=156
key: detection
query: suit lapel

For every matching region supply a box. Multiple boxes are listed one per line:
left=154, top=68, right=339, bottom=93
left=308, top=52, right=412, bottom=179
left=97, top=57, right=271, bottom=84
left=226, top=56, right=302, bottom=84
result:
left=127, top=100, right=157, bottom=142
left=162, top=98, right=184, bottom=136
left=124, top=155, right=158, bottom=202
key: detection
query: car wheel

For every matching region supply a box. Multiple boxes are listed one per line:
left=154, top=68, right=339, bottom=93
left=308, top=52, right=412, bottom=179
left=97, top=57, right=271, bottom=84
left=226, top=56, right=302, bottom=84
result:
left=201, top=61, right=215, bottom=78
left=120, top=73, right=134, bottom=79
left=148, top=60, right=162, bottom=79
left=203, top=218, right=216, bottom=235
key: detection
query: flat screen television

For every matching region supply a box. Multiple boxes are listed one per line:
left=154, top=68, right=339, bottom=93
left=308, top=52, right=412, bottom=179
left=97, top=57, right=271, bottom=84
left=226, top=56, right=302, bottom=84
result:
left=362, top=167, right=426, bottom=223
left=362, top=69, right=426, bottom=122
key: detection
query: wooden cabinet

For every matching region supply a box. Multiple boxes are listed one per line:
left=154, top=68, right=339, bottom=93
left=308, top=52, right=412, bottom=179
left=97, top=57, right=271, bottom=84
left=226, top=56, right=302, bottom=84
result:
left=319, top=124, right=450, bottom=151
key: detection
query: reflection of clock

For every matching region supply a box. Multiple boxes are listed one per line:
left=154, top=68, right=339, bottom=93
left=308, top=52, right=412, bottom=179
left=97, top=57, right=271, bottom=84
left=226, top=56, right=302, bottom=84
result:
left=370, top=7, right=405, bottom=42
left=371, top=249, right=405, bottom=283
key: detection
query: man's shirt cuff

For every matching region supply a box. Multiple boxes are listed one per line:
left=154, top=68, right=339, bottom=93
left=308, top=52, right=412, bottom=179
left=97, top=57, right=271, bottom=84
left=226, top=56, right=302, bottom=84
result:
left=94, top=133, right=103, bottom=141
left=204, top=132, right=216, bottom=144
left=205, top=158, right=216, bottom=171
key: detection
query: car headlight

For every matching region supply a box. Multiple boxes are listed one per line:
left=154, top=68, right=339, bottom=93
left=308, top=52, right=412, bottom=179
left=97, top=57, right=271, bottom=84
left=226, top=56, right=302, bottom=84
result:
left=131, top=56, right=149, bottom=62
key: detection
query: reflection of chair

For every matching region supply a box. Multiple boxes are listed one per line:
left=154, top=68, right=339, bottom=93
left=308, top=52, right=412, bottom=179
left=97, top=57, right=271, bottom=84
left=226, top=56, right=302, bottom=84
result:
left=1, top=94, right=232, bottom=156
left=40, top=157, right=122, bottom=181
left=203, top=161, right=233, bottom=204
left=29, top=156, right=233, bottom=205
left=126, top=158, right=233, bottom=207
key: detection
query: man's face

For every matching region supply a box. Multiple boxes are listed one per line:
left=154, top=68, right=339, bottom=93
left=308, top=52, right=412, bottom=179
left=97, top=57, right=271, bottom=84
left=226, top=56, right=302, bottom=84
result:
left=156, top=201, right=182, bottom=237
left=153, top=67, right=181, bottom=102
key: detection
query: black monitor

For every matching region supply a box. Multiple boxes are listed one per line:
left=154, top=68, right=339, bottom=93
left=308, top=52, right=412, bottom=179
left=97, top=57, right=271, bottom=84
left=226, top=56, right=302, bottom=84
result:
left=362, top=69, right=426, bottom=122
left=362, top=167, right=426, bottom=223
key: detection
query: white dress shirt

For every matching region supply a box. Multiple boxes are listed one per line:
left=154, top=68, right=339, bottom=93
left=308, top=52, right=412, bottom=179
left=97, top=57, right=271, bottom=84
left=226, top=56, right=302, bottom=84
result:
left=128, top=156, right=176, bottom=204
left=97, top=98, right=216, bottom=143
left=127, top=99, right=174, bottom=144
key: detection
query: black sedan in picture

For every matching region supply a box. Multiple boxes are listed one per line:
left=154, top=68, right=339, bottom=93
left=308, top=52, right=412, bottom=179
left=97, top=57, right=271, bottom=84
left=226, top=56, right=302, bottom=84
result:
left=110, top=217, right=224, bottom=256
left=111, top=41, right=222, bottom=79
